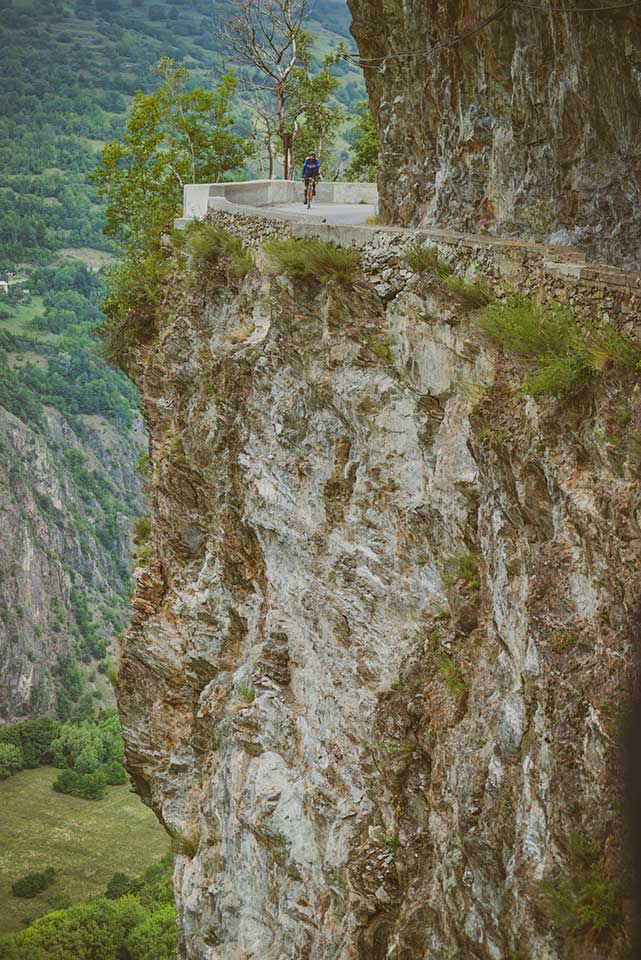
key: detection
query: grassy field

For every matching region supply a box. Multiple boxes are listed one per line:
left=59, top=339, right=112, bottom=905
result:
left=0, top=767, right=169, bottom=934
left=0, top=296, right=45, bottom=336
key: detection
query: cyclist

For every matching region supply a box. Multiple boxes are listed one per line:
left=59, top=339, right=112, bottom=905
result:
left=302, top=152, right=321, bottom=203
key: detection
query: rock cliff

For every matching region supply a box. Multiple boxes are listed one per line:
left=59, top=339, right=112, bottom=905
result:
left=0, top=403, right=144, bottom=719
left=120, top=230, right=637, bottom=959
left=347, top=0, right=641, bottom=267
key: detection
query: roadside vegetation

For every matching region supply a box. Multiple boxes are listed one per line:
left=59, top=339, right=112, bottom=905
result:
left=404, top=242, right=492, bottom=307
left=263, top=237, right=362, bottom=284
left=185, top=221, right=254, bottom=280
left=93, top=58, right=253, bottom=363
left=404, top=242, right=453, bottom=277
left=474, top=294, right=641, bottom=395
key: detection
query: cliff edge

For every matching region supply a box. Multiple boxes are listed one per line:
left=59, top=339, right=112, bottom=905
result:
left=118, top=225, right=637, bottom=959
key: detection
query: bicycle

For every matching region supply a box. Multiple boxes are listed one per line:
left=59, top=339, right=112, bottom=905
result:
left=304, top=175, right=318, bottom=209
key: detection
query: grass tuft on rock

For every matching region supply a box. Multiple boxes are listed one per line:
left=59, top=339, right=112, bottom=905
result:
left=263, top=237, right=362, bottom=284
left=437, top=656, right=467, bottom=698
left=185, top=221, right=254, bottom=278
left=539, top=833, right=621, bottom=936
left=475, top=294, right=641, bottom=395
left=404, top=242, right=453, bottom=278
left=367, top=338, right=393, bottom=366
left=443, top=551, right=480, bottom=591
left=442, top=274, right=493, bottom=308
left=169, top=826, right=201, bottom=858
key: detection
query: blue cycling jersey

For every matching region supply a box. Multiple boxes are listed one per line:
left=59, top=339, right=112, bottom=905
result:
left=303, top=159, right=320, bottom=177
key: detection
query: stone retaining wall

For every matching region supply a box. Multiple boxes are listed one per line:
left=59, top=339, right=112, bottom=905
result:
left=205, top=202, right=641, bottom=328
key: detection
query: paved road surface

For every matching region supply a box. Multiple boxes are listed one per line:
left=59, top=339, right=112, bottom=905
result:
left=268, top=202, right=377, bottom=226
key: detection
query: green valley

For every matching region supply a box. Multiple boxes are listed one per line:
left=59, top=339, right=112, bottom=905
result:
left=0, top=766, right=169, bottom=934
left=0, top=0, right=363, bottom=717
left=0, top=0, right=361, bottom=271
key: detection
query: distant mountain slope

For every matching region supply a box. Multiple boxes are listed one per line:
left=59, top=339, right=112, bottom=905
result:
left=0, top=264, right=145, bottom=720
left=0, top=0, right=359, bottom=719
left=0, top=0, right=359, bottom=271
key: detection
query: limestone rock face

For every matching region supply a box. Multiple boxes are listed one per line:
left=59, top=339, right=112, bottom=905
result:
left=120, top=253, right=637, bottom=960
left=347, top=0, right=641, bottom=267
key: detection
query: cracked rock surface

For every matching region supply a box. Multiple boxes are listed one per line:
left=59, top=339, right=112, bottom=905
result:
left=348, top=0, right=641, bottom=268
left=120, top=254, right=637, bottom=959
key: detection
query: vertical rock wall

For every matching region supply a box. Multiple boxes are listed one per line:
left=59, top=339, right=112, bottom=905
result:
left=120, top=241, right=638, bottom=959
left=347, top=0, right=641, bottom=267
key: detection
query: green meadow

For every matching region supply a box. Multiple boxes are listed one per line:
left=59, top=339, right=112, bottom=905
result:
left=0, top=767, right=169, bottom=934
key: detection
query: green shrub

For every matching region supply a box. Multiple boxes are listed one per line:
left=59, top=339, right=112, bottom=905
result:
left=443, top=552, right=480, bottom=591
left=129, top=854, right=175, bottom=908
left=0, top=742, right=24, bottom=779
left=185, top=221, right=254, bottom=278
left=437, top=656, right=467, bottom=697
left=2, top=894, right=146, bottom=960
left=475, top=295, right=641, bottom=396
left=101, top=760, right=128, bottom=785
left=404, top=242, right=452, bottom=278
left=539, top=833, right=621, bottom=935
left=262, top=237, right=362, bottom=284
left=442, top=274, right=492, bottom=308
left=133, top=514, right=151, bottom=542
left=11, top=867, right=55, bottom=899
left=132, top=514, right=152, bottom=566
left=99, top=250, right=167, bottom=367
left=125, top=901, right=179, bottom=960
left=104, top=872, right=133, bottom=900
left=53, top=768, right=108, bottom=800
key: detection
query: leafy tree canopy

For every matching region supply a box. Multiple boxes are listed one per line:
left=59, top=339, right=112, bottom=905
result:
left=345, top=100, right=378, bottom=182
left=93, top=58, right=254, bottom=253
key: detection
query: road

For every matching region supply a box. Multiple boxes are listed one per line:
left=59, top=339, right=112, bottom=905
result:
left=268, top=202, right=377, bottom=226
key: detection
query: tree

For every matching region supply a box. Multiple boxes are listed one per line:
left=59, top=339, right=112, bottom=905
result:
left=15, top=896, right=146, bottom=960
left=345, top=101, right=378, bottom=182
left=0, top=742, right=24, bottom=779
left=223, top=0, right=310, bottom=179
left=125, top=903, right=178, bottom=960
left=11, top=868, right=56, bottom=899
left=53, top=768, right=107, bottom=800
left=104, top=873, right=132, bottom=900
left=93, top=58, right=253, bottom=253
left=286, top=52, right=344, bottom=172
left=17, top=716, right=60, bottom=767
left=93, top=59, right=253, bottom=357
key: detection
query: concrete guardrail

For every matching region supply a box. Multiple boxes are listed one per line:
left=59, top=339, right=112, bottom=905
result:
left=181, top=180, right=378, bottom=221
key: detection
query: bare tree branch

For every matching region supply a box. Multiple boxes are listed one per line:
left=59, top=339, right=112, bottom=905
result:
left=220, top=0, right=311, bottom=177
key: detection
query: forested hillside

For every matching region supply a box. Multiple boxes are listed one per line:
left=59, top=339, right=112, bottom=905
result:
left=0, top=0, right=360, bottom=718
left=0, top=260, right=144, bottom=719
left=0, top=0, right=359, bottom=269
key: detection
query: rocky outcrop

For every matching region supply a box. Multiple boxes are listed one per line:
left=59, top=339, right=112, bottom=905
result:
left=0, top=404, right=145, bottom=719
left=348, top=0, right=641, bottom=268
left=120, top=233, right=637, bottom=959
